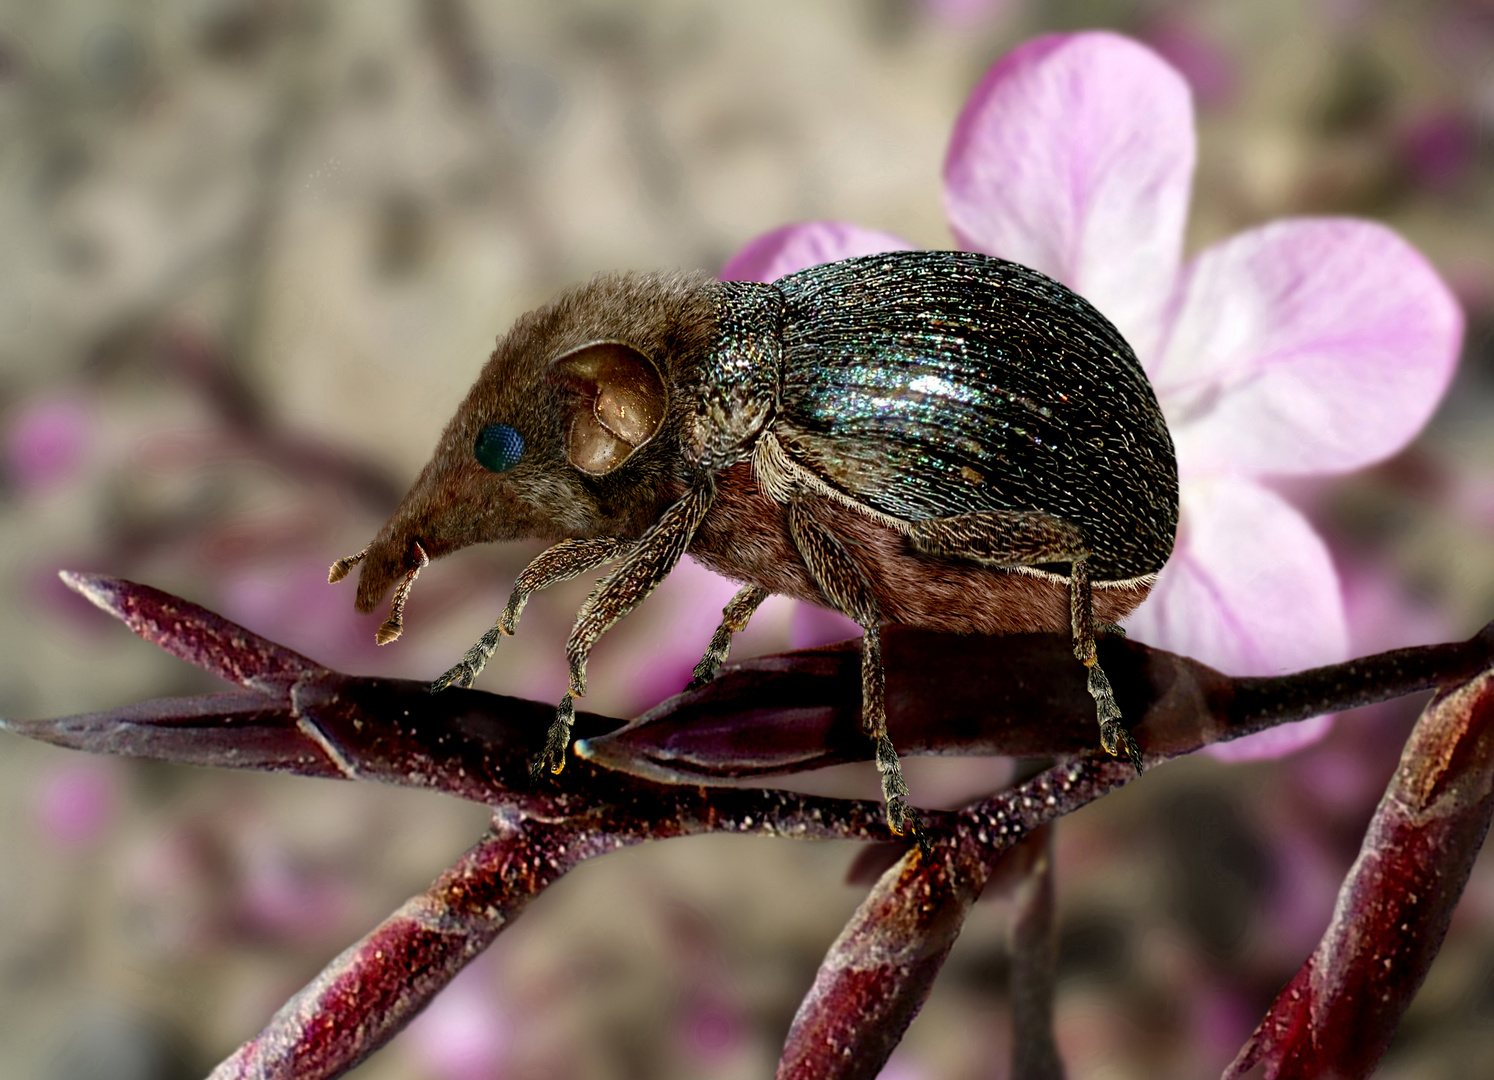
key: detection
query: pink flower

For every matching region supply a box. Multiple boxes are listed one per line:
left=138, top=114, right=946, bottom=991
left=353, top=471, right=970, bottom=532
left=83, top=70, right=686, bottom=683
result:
left=402, top=955, right=512, bottom=1080
left=33, top=759, right=118, bottom=847
left=4, top=394, right=93, bottom=494
left=722, top=32, right=1463, bottom=760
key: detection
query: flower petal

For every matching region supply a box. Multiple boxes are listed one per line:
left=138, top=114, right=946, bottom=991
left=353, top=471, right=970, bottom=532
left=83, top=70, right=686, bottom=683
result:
left=1125, top=478, right=1346, bottom=677
left=943, top=32, right=1194, bottom=358
left=1206, top=712, right=1334, bottom=763
left=1133, top=477, right=1346, bottom=762
left=1154, top=218, right=1464, bottom=477
left=720, top=222, right=914, bottom=283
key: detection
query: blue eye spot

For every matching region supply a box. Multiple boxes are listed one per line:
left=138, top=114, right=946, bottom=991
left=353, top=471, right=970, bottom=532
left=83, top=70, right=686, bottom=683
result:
left=475, top=424, right=524, bottom=472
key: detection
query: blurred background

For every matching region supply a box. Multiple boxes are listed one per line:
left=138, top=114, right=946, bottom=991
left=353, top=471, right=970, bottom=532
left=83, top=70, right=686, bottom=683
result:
left=2, top=1, right=1494, bottom=1077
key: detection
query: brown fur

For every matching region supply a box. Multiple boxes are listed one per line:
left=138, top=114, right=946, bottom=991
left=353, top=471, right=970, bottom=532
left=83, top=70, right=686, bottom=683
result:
left=351, top=270, right=715, bottom=613
left=347, top=270, right=1151, bottom=641
left=688, top=462, right=1151, bottom=635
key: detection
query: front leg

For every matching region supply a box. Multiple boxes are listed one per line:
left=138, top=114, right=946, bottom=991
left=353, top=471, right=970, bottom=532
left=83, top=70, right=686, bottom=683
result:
left=688, top=585, right=770, bottom=689
left=533, top=481, right=715, bottom=776
left=431, top=536, right=633, bottom=693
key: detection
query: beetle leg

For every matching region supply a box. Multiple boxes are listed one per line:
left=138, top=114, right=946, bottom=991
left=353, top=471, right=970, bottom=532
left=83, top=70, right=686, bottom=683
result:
left=431, top=537, right=634, bottom=693
left=909, top=510, right=1141, bottom=773
left=503, top=536, right=636, bottom=635
left=531, top=694, right=576, bottom=781
left=533, top=481, right=715, bottom=775
left=688, top=585, right=770, bottom=690
left=789, top=501, right=928, bottom=853
left=1070, top=555, right=1143, bottom=775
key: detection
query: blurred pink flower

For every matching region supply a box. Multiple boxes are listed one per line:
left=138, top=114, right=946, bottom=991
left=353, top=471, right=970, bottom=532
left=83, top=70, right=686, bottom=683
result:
left=876, top=1057, right=935, bottom=1080
left=403, top=957, right=512, bottom=1080
left=1140, top=17, right=1238, bottom=108
left=721, top=32, right=1463, bottom=760
left=678, top=989, right=744, bottom=1065
left=1399, top=107, right=1478, bottom=192
left=235, top=827, right=351, bottom=942
left=4, top=394, right=93, bottom=494
left=34, top=759, right=118, bottom=847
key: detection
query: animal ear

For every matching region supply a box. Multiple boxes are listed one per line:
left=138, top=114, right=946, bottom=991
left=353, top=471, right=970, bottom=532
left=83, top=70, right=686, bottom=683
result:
left=547, top=341, right=668, bottom=476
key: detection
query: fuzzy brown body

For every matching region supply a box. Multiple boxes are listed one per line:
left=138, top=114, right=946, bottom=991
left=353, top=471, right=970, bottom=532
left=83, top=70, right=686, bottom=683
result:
left=334, top=251, right=1177, bottom=836
left=689, top=461, right=1151, bottom=635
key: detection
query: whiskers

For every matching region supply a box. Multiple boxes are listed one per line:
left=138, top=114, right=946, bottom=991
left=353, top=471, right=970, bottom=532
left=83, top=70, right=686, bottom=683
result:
left=327, top=549, right=366, bottom=584
left=327, top=541, right=430, bottom=645
left=376, top=541, right=429, bottom=645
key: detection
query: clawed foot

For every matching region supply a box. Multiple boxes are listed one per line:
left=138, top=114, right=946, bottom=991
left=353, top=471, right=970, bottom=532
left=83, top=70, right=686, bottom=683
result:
left=530, top=694, right=576, bottom=780
left=685, top=646, right=723, bottom=690
left=885, top=797, right=935, bottom=857
left=429, top=627, right=503, bottom=693
left=875, top=736, right=933, bottom=856
left=1086, top=660, right=1141, bottom=774
left=686, top=624, right=734, bottom=691
left=431, top=657, right=480, bottom=692
left=1100, top=719, right=1144, bottom=775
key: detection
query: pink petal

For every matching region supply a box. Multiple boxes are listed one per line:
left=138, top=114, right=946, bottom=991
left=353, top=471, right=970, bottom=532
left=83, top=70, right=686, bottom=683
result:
left=1126, top=477, right=1346, bottom=678
left=1154, top=218, right=1463, bottom=478
left=790, top=601, right=862, bottom=650
left=1206, top=713, right=1334, bottom=763
left=720, top=222, right=914, bottom=283
left=1124, top=479, right=1346, bottom=759
left=943, top=32, right=1195, bottom=358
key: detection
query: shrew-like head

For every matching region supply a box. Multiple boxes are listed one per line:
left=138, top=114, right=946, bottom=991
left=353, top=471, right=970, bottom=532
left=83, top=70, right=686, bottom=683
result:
left=331, top=269, right=718, bottom=643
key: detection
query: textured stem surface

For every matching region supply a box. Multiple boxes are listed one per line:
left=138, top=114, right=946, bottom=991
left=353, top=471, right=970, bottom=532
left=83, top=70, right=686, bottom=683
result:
left=8, top=576, right=1494, bottom=1080
left=208, top=816, right=612, bottom=1080
left=1225, top=665, right=1494, bottom=1080
left=777, top=758, right=1131, bottom=1080
left=1009, top=823, right=1063, bottom=1080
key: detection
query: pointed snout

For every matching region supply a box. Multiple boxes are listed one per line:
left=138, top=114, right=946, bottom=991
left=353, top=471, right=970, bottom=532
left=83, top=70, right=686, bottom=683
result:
left=353, top=531, right=419, bottom=613
left=344, top=481, right=493, bottom=614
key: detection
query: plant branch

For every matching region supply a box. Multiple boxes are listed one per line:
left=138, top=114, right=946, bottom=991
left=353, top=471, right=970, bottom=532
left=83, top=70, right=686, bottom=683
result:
left=1009, top=822, right=1063, bottom=1080
left=5, top=575, right=1494, bottom=1080
left=1224, top=665, right=1494, bottom=1080
left=208, top=816, right=604, bottom=1080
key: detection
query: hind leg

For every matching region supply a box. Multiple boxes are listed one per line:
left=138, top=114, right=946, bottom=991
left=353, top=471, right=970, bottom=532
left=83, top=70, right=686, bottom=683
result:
left=1068, top=554, right=1142, bottom=773
left=910, top=510, right=1140, bottom=772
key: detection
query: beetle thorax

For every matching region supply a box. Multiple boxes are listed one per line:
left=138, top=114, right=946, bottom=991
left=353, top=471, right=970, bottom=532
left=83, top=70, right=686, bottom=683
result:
left=680, top=281, right=785, bottom=472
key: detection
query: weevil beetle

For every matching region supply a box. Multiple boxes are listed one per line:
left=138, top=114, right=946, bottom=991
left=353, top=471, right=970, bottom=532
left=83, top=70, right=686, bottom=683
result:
left=330, top=250, right=1179, bottom=846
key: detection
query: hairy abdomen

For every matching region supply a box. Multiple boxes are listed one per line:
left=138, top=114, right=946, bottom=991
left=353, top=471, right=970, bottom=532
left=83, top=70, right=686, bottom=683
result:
left=688, top=462, right=1151, bottom=635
